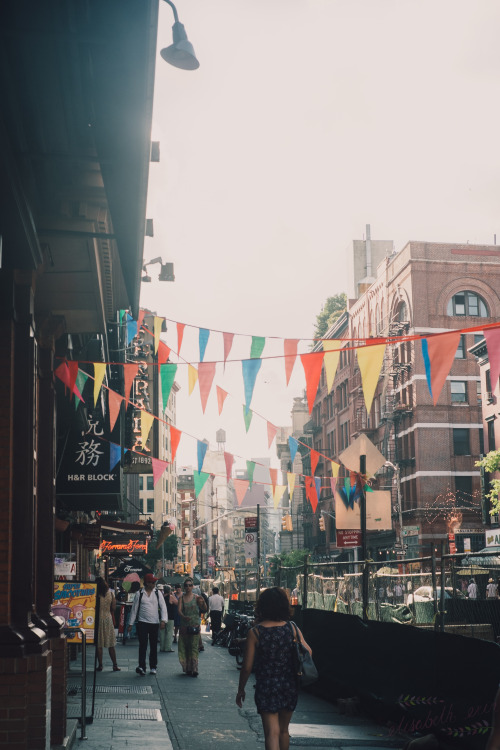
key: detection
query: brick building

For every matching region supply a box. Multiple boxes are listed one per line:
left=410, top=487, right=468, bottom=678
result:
left=310, top=240, right=500, bottom=559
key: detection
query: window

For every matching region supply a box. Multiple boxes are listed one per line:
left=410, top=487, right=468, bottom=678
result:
left=476, top=381, right=482, bottom=405
left=447, top=291, right=488, bottom=317
left=455, top=476, right=472, bottom=502
left=147, top=497, right=154, bottom=513
left=137, top=498, right=143, bottom=514
left=139, top=476, right=143, bottom=491
left=453, top=428, right=470, bottom=455
left=455, top=335, right=466, bottom=359
left=487, top=419, right=496, bottom=452
left=450, top=381, right=467, bottom=403
left=147, top=476, right=154, bottom=490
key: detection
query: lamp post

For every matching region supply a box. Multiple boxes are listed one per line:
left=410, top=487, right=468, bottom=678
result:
left=384, top=461, right=405, bottom=558
left=161, top=0, right=199, bottom=70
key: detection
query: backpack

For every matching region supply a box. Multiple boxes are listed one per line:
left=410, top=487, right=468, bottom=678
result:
left=138, top=588, right=162, bottom=620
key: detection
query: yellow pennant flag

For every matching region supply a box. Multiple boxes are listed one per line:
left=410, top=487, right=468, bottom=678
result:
left=141, top=411, right=155, bottom=447
left=93, top=363, right=107, bottom=406
left=323, top=340, right=341, bottom=394
left=356, top=342, right=386, bottom=414
left=287, top=472, right=296, bottom=499
left=331, top=461, right=340, bottom=478
left=273, top=485, right=286, bottom=510
left=153, top=316, right=163, bottom=354
left=188, top=364, right=198, bottom=395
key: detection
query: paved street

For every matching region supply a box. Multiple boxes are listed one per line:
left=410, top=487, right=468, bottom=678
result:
left=61, top=631, right=406, bottom=750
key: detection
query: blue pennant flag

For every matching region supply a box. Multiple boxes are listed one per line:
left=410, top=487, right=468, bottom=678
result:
left=199, top=328, right=210, bottom=362
left=421, top=338, right=433, bottom=399
left=338, top=476, right=362, bottom=509
left=110, top=443, right=127, bottom=471
left=288, top=436, right=299, bottom=466
left=197, top=440, right=208, bottom=474
left=242, top=358, right=262, bottom=414
left=126, top=317, right=138, bottom=345
left=314, top=476, right=321, bottom=500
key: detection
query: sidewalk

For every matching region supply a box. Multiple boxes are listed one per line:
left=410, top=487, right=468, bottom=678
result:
left=61, top=631, right=406, bottom=750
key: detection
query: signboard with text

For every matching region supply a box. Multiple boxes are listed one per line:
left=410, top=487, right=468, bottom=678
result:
left=336, top=530, right=362, bottom=548
left=52, top=581, right=97, bottom=644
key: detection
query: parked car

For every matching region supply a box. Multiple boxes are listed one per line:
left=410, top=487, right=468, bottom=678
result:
left=407, top=586, right=467, bottom=605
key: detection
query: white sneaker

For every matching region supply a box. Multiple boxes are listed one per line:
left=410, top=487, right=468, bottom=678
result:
left=150, top=668, right=157, bottom=675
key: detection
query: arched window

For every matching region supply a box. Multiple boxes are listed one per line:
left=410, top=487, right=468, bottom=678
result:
left=447, top=291, right=488, bottom=317
left=398, top=301, right=408, bottom=322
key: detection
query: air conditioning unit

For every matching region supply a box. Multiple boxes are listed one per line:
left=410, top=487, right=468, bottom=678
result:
left=486, top=392, right=495, bottom=404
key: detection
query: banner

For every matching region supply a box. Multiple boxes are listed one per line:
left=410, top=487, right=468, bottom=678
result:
left=52, top=581, right=97, bottom=644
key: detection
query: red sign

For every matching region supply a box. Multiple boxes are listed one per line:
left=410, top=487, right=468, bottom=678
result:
left=245, top=516, right=258, bottom=531
left=194, top=538, right=201, bottom=546
left=336, top=530, right=362, bottom=548
left=100, top=539, right=148, bottom=554
left=449, top=541, right=457, bottom=554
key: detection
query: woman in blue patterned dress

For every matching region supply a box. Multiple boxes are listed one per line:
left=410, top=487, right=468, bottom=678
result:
left=236, top=587, right=312, bottom=750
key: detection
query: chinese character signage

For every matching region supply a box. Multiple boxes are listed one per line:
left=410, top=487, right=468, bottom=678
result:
left=52, top=581, right=97, bottom=644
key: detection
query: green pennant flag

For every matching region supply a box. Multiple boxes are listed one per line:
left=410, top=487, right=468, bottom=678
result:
left=74, top=371, right=89, bottom=409
left=250, top=336, right=265, bottom=359
left=243, top=405, right=253, bottom=433
left=194, top=471, right=210, bottom=499
left=246, top=460, right=256, bottom=489
left=160, top=363, right=177, bottom=409
left=119, top=309, right=127, bottom=322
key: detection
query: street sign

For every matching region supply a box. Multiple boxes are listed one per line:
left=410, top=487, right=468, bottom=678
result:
left=245, top=516, right=258, bottom=531
left=336, top=530, right=362, bottom=548
left=244, top=532, right=257, bottom=559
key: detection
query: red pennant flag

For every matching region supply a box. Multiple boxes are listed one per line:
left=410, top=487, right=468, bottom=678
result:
left=177, top=323, right=185, bottom=356
left=300, top=351, right=325, bottom=413
left=234, top=478, right=249, bottom=506
left=170, top=426, right=182, bottom=463
left=427, top=331, right=462, bottom=406
left=267, top=421, right=277, bottom=448
left=68, top=361, right=79, bottom=396
left=108, top=389, right=124, bottom=432
left=199, top=362, right=216, bottom=413
left=157, top=341, right=171, bottom=366
left=152, top=458, right=169, bottom=487
left=223, top=332, right=234, bottom=367
left=123, top=364, right=139, bottom=406
left=224, top=452, right=234, bottom=482
left=54, top=362, right=84, bottom=401
left=269, top=468, right=277, bottom=496
left=284, top=339, right=299, bottom=385
left=310, top=449, right=320, bottom=476
left=305, top=476, right=318, bottom=513
left=137, top=309, right=146, bottom=331
left=217, top=386, right=229, bottom=415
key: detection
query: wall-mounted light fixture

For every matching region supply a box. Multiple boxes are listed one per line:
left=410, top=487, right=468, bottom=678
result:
left=161, top=0, right=199, bottom=70
left=142, top=257, right=175, bottom=283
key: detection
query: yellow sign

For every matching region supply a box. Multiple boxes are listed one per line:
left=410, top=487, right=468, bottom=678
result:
left=52, top=581, right=97, bottom=644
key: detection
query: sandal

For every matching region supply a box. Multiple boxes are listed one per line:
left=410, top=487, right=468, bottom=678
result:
left=113, top=665, right=121, bottom=671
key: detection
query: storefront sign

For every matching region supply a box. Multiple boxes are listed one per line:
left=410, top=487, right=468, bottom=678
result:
left=100, top=539, right=148, bottom=554
left=54, top=561, right=76, bottom=577
left=52, top=581, right=97, bottom=644
left=485, top=530, right=500, bottom=547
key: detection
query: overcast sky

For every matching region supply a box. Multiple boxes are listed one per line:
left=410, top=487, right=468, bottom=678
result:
left=140, top=0, right=500, bottom=470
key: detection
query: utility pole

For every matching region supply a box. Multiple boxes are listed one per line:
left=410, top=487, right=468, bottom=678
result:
left=256, top=504, right=261, bottom=599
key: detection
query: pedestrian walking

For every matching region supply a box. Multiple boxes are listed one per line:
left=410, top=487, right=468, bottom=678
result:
left=177, top=577, right=207, bottom=677
left=95, top=577, right=120, bottom=672
left=127, top=573, right=168, bottom=676
left=160, top=585, right=177, bottom=652
left=208, top=586, right=224, bottom=641
left=173, top=582, right=182, bottom=643
left=236, top=586, right=312, bottom=750
left=467, top=578, right=478, bottom=599
left=487, top=578, right=498, bottom=599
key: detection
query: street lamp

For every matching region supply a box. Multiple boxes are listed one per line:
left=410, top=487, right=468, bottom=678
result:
left=160, top=0, right=200, bottom=71
left=384, top=461, right=406, bottom=557
left=141, top=257, right=175, bottom=283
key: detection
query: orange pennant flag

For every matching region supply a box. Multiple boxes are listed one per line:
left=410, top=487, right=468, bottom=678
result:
left=188, top=364, right=198, bottom=395
left=425, top=331, right=462, bottom=406
left=217, top=385, right=229, bottom=415
left=234, top=478, right=249, bottom=506
left=170, top=426, right=182, bottom=463
left=267, top=421, right=277, bottom=448
left=123, top=363, right=139, bottom=406
left=300, top=351, right=325, bottom=413
left=310, top=449, right=320, bottom=476
left=137, top=309, right=146, bottom=331
left=177, top=322, right=185, bottom=356
left=224, top=452, right=234, bottom=481
left=93, top=363, right=106, bottom=406
left=153, top=316, right=163, bottom=354
left=305, top=475, right=318, bottom=513
left=68, top=361, right=79, bottom=397
left=157, top=341, right=171, bottom=366
left=284, top=339, right=299, bottom=385
left=269, top=468, right=278, bottom=499
left=223, top=332, right=234, bottom=368
left=199, top=362, right=216, bottom=413
left=141, top=411, right=155, bottom=446
left=323, top=340, right=341, bottom=394
left=108, top=389, right=124, bottom=432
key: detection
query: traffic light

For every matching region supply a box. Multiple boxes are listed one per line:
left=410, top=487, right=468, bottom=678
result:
left=281, top=515, right=293, bottom=531
left=281, top=515, right=287, bottom=530
left=319, top=515, right=326, bottom=531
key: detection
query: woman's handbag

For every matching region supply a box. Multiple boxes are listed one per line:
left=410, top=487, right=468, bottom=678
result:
left=288, top=621, right=318, bottom=687
left=186, top=625, right=200, bottom=635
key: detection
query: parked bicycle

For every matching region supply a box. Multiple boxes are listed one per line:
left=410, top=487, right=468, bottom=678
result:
left=227, top=613, right=253, bottom=667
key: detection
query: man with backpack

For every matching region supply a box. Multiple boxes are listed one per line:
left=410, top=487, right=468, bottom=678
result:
left=128, top=574, right=168, bottom=675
